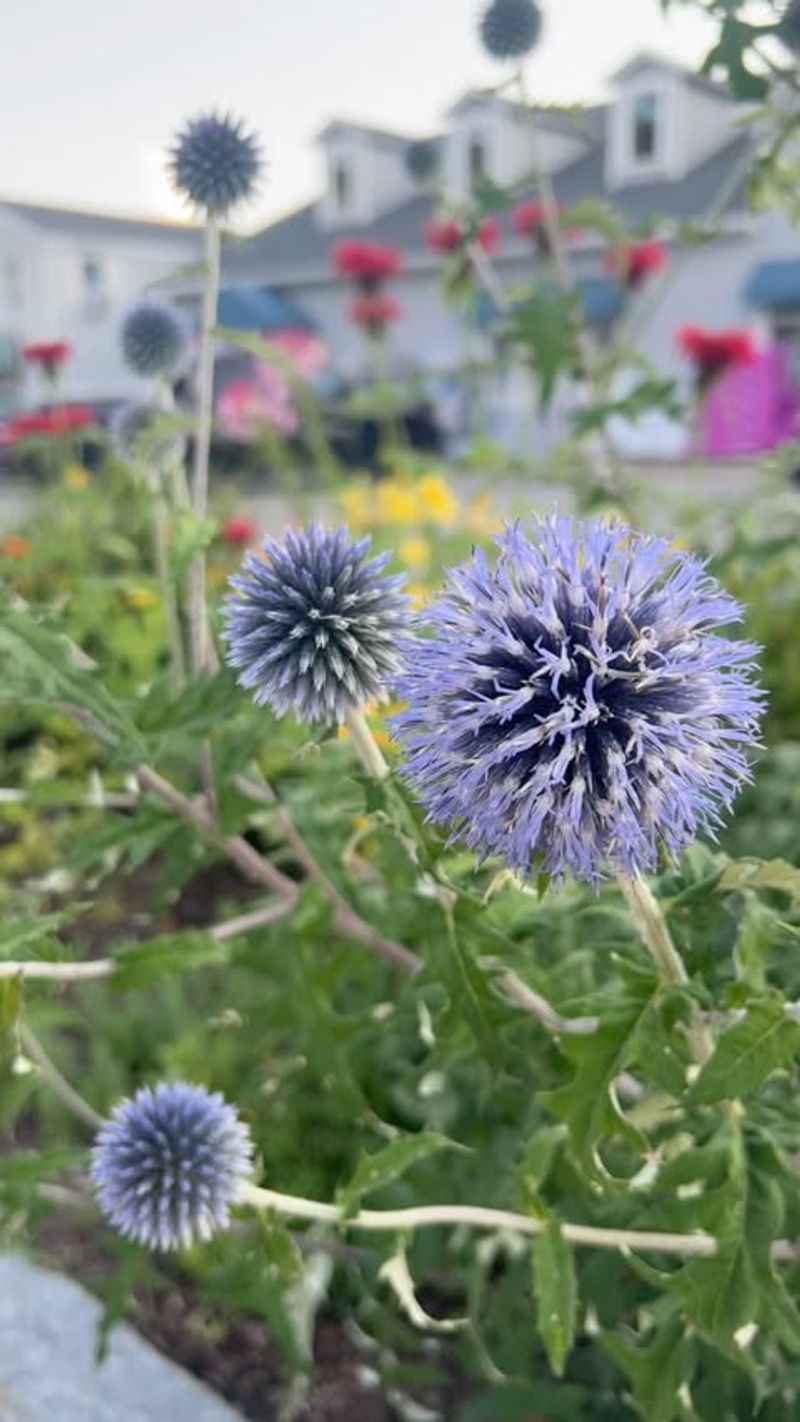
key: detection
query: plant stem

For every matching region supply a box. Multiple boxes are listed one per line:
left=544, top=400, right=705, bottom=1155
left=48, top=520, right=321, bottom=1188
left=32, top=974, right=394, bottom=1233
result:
left=617, top=871, right=712, bottom=1064
left=188, top=216, right=222, bottom=677
left=18, top=1022, right=104, bottom=1130
left=343, top=707, right=390, bottom=782
left=240, top=1180, right=800, bottom=1262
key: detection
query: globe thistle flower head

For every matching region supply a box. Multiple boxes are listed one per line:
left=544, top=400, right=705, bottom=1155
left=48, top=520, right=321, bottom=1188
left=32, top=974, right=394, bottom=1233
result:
left=169, top=112, right=262, bottom=217
left=224, top=523, right=409, bottom=724
left=91, top=1082, right=253, bottom=1252
left=405, top=139, right=440, bottom=184
left=479, top=0, right=543, bottom=59
left=394, top=517, right=763, bottom=886
left=109, top=401, right=186, bottom=467
left=121, top=299, right=189, bottom=377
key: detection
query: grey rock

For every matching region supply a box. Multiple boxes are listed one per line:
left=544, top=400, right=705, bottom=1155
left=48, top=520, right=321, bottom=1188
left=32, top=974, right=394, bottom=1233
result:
left=0, top=1253, right=245, bottom=1422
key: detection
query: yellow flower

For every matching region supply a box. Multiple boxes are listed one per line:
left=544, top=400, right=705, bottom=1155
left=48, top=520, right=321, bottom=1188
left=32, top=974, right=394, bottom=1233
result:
left=416, top=474, right=458, bottom=526
left=376, top=481, right=417, bottom=524
left=126, top=586, right=158, bottom=611
left=464, top=492, right=499, bottom=535
left=399, top=536, right=430, bottom=570
left=63, top=463, right=90, bottom=491
left=339, top=483, right=374, bottom=529
left=407, top=583, right=429, bottom=610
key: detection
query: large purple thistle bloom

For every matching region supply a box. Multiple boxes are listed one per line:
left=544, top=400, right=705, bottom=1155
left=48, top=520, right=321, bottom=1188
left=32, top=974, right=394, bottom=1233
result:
left=224, top=524, right=408, bottom=724
left=91, top=1083, right=253, bottom=1252
left=393, top=517, right=763, bottom=885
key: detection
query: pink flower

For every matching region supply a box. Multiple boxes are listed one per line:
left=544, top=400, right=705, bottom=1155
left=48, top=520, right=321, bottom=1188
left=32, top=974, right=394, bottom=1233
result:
left=350, top=294, right=402, bottom=336
left=332, top=240, right=403, bottom=290
left=217, top=366, right=299, bottom=442
left=425, top=217, right=500, bottom=256
left=606, top=239, right=666, bottom=289
left=22, top=341, right=72, bottom=375
left=677, top=325, right=756, bottom=391
left=2, top=405, right=95, bottom=444
left=264, top=330, right=328, bottom=381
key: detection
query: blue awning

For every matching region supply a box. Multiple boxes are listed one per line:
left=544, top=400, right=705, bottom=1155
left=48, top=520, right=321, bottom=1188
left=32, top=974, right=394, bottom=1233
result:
left=216, top=286, right=315, bottom=332
left=745, top=261, right=800, bottom=310
left=578, top=277, right=624, bottom=327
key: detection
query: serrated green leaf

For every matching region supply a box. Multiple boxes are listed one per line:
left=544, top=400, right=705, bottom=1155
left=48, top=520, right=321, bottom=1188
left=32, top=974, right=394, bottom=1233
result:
left=689, top=994, right=800, bottom=1105
left=337, top=1132, right=462, bottom=1218
left=503, top=290, right=582, bottom=410
left=112, top=931, right=226, bottom=989
left=734, top=894, right=781, bottom=992
left=532, top=1216, right=577, bottom=1377
left=601, top=1313, right=693, bottom=1422
left=720, top=857, right=800, bottom=902
left=0, top=605, right=145, bottom=758
left=0, top=912, right=79, bottom=963
left=540, top=982, right=654, bottom=1173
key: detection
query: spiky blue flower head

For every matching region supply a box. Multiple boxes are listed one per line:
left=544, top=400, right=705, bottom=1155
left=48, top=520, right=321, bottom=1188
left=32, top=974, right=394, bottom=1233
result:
left=91, top=1082, right=253, bottom=1252
left=393, top=517, right=764, bottom=885
left=405, top=139, right=440, bottom=184
left=121, top=299, right=189, bottom=378
left=109, top=401, right=186, bottom=466
left=224, top=524, right=408, bottom=724
left=479, top=0, right=543, bottom=59
left=169, top=112, right=262, bottom=217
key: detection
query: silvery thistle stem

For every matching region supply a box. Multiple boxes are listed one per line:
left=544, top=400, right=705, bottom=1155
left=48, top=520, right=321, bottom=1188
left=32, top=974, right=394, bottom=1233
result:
left=343, top=707, right=390, bottom=782
left=188, top=216, right=222, bottom=676
left=617, top=871, right=712, bottom=1065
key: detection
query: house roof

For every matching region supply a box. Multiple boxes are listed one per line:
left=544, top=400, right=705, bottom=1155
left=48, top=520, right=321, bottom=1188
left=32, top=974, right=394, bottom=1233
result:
left=316, top=119, right=418, bottom=150
left=0, top=199, right=199, bottom=243
left=228, top=129, right=752, bottom=286
left=610, top=50, right=734, bottom=100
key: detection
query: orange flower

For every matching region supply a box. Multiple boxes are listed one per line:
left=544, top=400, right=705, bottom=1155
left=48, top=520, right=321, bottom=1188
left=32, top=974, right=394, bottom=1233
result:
left=2, top=535, right=30, bottom=560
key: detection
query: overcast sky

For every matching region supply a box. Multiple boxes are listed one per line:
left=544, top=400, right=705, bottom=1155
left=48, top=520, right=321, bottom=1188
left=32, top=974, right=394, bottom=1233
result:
left=0, top=0, right=716, bottom=230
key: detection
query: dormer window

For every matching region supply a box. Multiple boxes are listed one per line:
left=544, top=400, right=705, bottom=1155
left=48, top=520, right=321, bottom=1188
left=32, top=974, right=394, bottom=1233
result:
left=332, top=159, right=351, bottom=213
left=632, top=93, right=659, bottom=162
left=468, top=136, right=488, bottom=193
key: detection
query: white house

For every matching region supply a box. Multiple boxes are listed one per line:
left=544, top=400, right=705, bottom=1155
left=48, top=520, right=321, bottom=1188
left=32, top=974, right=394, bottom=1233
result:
left=222, top=53, right=800, bottom=457
left=0, top=200, right=199, bottom=415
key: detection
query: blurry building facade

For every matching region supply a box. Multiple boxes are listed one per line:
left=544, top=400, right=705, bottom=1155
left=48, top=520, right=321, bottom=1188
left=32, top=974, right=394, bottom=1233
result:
left=0, top=201, right=199, bottom=415
left=225, top=53, right=800, bottom=458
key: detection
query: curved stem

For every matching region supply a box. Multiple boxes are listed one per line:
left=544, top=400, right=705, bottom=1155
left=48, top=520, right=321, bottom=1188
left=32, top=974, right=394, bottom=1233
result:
left=241, top=1180, right=800, bottom=1262
left=18, top=1023, right=104, bottom=1131
left=343, top=707, right=390, bottom=782
left=617, top=871, right=712, bottom=1065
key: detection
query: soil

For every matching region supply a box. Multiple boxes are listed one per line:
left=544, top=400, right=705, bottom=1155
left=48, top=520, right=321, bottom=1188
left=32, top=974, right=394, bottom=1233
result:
left=36, top=1210, right=471, bottom=1422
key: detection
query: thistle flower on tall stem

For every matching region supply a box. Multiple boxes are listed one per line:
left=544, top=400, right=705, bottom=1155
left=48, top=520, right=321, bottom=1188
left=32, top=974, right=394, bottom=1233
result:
left=223, top=523, right=408, bottom=733
left=168, top=111, right=263, bottom=674
left=394, top=516, right=764, bottom=1015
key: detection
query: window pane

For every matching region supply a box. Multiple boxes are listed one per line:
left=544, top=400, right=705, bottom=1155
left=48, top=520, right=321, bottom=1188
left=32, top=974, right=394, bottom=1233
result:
left=633, top=94, right=658, bottom=160
left=469, top=137, right=487, bottom=193
left=333, top=161, right=350, bottom=210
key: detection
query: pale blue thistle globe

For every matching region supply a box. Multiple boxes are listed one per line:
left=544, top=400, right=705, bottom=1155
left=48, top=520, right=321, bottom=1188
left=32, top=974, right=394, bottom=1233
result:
left=224, top=524, right=408, bottom=724
left=91, top=1082, right=253, bottom=1252
left=479, top=0, right=543, bottom=59
left=121, top=299, right=189, bottom=377
left=393, top=517, right=764, bottom=885
left=169, top=112, right=262, bottom=217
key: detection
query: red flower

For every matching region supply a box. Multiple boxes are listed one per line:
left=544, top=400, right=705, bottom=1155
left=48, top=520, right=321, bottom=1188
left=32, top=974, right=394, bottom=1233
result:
left=22, top=341, right=72, bottom=374
left=2, top=405, right=95, bottom=444
left=332, top=240, right=403, bottom=290
left=425, top=217, right=499, bottom=256
left=606, top=239, right=666, bottom=289
left=677, top=325, right=756, bottom=389
left=222, top=516, right=259, bottom=547
left=513, top=200, right=547, bottom=237
left=350, top=294, right=402, bottom=336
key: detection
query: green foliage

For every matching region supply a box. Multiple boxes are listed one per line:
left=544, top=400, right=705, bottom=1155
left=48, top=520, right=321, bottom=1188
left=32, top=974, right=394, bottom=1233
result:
left=503, top=290, right=583, bottom=409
